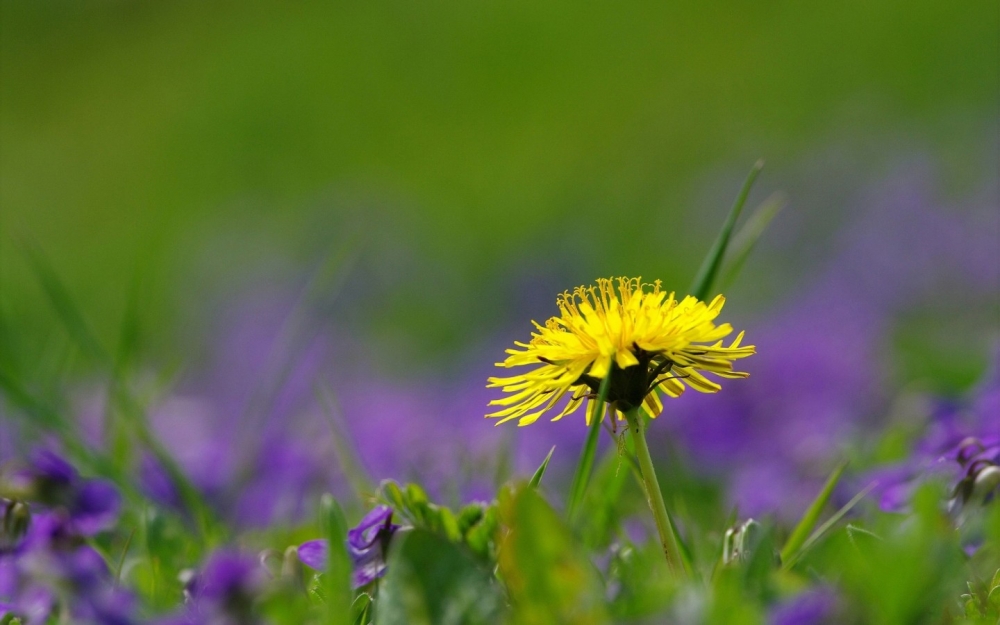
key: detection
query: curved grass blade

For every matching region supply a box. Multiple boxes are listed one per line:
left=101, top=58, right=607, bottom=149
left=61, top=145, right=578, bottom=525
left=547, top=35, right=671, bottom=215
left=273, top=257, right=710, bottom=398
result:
left=19, top=237, right=110, bottom=366
left=689, top=160, right=764, bottom=301
left=18, top=238, right=221, bottom=545
left=783, top=481, right=878, bottom=569
left=720, top=191, right=787, bottom=290
left=529, top=446, right=556, bottom=489
left=316, top=383, right=375, bottom=499
left=779, top=460, right=847, bottom=564
left=566, top=370, right=612, bottom=518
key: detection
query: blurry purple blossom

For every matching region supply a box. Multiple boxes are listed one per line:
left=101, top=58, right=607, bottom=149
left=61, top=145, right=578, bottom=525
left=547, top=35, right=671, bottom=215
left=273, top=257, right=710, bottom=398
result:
left=2, top=448, right=120, bottom=537
left=0, top=510, right=136, bottom=624
left=768, top=587, right=839, bottom=625
left=868, top=346, right=1000, bottom=514
left=181, top=550, right=268, bottom=625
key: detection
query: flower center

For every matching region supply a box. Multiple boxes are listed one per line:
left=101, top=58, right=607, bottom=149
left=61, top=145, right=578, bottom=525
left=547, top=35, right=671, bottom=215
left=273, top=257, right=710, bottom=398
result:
left=575, top=349, right=673, bottom=411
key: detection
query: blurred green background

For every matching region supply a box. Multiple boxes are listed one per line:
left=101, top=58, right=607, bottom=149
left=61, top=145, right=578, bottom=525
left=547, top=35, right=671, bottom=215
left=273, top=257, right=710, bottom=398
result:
left=2, top=0, right=997, bottom=368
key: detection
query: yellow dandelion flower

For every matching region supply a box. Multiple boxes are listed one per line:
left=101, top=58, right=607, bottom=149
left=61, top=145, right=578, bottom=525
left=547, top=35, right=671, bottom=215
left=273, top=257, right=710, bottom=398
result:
left=486, top=277, right=755, bottom=427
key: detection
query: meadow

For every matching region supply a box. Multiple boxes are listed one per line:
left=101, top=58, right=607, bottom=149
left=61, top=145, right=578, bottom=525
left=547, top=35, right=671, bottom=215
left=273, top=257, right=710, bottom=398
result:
left=1, top=2, right=998, bottom=623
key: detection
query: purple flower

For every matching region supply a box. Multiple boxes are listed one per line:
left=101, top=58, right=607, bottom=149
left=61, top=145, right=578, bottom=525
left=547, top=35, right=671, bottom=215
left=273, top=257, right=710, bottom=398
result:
left=0, top=511, right=136, bottom=624
left=184, top=550, right=267, bottom=625
left=299, top=505, right=400, bottom=588
left=3, top=448, right=121, bottom=536
left=296, top=539, right=328, bottom=570
left=866, top=346, right=1000, bottom=514
left=769, top=587, right=839, bottom=625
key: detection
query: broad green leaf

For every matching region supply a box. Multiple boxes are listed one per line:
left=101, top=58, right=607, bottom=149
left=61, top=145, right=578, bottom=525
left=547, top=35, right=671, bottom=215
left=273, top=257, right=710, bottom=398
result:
left=688, top=160, right=764, bottom=301
left=529, top=445, right=556, bottom=489
left=499, top=485, right=610, bottom=624
left=780, top=460, right=846, bottom=564
left=375, top=529, right=504, bottom=625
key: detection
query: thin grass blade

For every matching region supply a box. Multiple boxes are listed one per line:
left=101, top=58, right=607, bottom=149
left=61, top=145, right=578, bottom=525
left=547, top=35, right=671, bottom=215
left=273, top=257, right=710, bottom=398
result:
left=689, top=160, right=764, bottom=301
left=319, top=494, right=353, bottom=625
left=316, top=383, right=375, bottom=498
left=529, top=446, right=556, bottom=489
left=783, top=481, right=877, bottom=569
left=19, top=238, right=109, bottom=366
left=720, top=191, right=786, bottom=290
left=566, top=371, right=612, bottom=518
left=779, top=460, right=847, bottom=564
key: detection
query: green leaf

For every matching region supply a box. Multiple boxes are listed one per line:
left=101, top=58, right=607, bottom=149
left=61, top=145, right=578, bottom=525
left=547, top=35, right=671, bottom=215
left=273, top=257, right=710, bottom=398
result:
left=566, top=370, right=612, bottom=518
left=529, top=445, right=556, bottom=489
left=375, top=529, right=504, bottom=625
left=499, top=485, right=610, bottom=624
left=456, top=503, right=485, bottom=536
left=351, top=594, right=373, bottom=625
left=779, top=460, right=846, bottom=564
left=688, top=160, right=764, bottom=301
left=464, top=504, right=499, bottom=561
left=381, top=480, right=407, bottom=512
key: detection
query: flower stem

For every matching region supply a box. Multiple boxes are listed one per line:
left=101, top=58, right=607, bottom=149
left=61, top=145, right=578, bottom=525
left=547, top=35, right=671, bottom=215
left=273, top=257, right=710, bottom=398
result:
left=623, top=406, right=684, bottom=576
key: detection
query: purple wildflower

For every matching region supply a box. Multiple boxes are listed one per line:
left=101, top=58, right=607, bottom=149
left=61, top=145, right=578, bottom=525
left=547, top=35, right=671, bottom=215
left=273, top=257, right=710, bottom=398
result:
left=866, top=346, right=1000, bottom=515
left=769, top=587, right=839, bottom=625
left=299, top=505, right=400, bottom=588
left=0, top=511, right=136, bottom=624
left=2, top=448, right=121, bottom=536
left=183, top=550, right=267, bottom=625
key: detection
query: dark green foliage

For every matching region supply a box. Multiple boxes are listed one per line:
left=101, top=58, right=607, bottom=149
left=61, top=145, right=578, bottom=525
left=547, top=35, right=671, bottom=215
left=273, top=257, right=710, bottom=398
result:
left=498, top=485, right=610, bottom=624
left=375, top=529, right=504, bottom=625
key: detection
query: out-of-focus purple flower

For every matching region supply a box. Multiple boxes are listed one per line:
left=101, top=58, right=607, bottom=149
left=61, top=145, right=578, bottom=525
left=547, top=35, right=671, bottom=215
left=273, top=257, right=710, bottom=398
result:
left=184, top=550, right=267, bottom=625
left=867, top=346, right=1000, bottom=515
left=2, top=448, right=121, bottom=536
left=139, top=454, right=183, bottom=512
left=296, top=539, right=328, bottom=571
left=0, top=510, right=136, bottom=624
left=769, top=587, right=839, bottom=625
left=0, top=451, right=133, bottom=623
left=299, top=505, right=400, bottom=588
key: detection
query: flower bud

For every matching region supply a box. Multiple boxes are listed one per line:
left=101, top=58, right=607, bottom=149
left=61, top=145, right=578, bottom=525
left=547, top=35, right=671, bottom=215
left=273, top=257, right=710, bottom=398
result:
left=1, top=500, right=30, bottom=551
left=971, top=465, right=1000, bottom=501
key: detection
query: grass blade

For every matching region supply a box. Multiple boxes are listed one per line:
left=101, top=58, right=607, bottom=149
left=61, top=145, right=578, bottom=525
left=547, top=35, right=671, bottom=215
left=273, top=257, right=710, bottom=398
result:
left=19, top=237, right=109, bottom=366
left=688, top=160, right=764, bottom=301
left=529, top=446, right=556, bottom=489
left=779, top=460, right=847, bottom=564
left=319, top=494, right=353, bottom=625
left=18, top=238, right=221, bottom=546
left=784, top=481, right=878, bottom=569
left=316, top=383, right=375, bottom=499
left=720, top=191, right=787, bottom=290
left=566, top=371, right=612, bottom=518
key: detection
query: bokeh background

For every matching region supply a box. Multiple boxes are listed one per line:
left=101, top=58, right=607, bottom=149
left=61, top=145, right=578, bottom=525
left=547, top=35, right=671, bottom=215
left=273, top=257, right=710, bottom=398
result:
left=2, top=2, right=998, bottom=525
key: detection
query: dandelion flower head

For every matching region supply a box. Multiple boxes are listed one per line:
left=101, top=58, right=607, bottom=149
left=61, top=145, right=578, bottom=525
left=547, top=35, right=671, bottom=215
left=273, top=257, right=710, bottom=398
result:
left=487, top=277, right=755, bottom=427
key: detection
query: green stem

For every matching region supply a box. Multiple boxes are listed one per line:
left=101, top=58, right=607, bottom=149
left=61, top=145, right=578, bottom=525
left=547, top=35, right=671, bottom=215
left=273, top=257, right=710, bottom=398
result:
left=623, top=406, right=684, bottom=576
